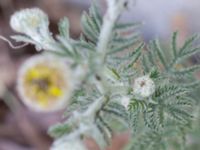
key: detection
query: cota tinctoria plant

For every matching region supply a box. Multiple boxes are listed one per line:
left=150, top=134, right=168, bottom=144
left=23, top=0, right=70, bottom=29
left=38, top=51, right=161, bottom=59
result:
left=5, top=0, right=200, bottom=149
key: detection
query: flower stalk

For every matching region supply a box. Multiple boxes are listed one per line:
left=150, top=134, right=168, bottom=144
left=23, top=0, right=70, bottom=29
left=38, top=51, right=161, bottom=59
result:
left=85, top=0, right=129, bottom=122
left=96, top=0, right=129, bottom=65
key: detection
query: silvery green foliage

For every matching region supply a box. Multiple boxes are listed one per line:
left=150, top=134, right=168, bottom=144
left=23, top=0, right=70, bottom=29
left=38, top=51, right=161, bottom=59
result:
left=51, top=137, right=87, bottom=150
left=9, top=0, right=200, bottom=150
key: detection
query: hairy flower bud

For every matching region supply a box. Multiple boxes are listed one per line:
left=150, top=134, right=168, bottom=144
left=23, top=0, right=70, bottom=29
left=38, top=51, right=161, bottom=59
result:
left=10, top=8, right=54, bottom=51
left=121, top=96, right=130, bottom=109
left=133, top=75, right=155, bottom=98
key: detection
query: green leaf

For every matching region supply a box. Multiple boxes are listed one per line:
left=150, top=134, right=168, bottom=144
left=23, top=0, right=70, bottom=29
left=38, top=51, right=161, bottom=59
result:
left=114, top=22, right=141, bottom=33
left=171, top=31, right=178, bottom=58
left=73, top=40, right=95, bottom=51
left=105, top=67, right=121, bottom=80
left=180, top=46, right=200, bottom=60
left=103, top=102, right=129, bottom=123
left=108, top=34, right=140, bottom=54
left=128, top=110, right=140, bottom=132
left=182, top=81, right=200, bottom=89
left=171, top=65, right=200, bottom=77
left=81, top=11, right=99, bottom=43
left=166, top=105, right=193, bottom=124
left=57, top=36, right=74, bottom=53
left=128, top=99, right=147, bottom=112
left=152, top=40, right=167, bottom=69
left=165, top=96, right=194, bottom=107
left=58, top=17, right=70, bottom=39
left=170, top=34, right=200, bottom=66
left=125, top=43, right=143, bottom=69
left=142, top=54, right=150, bottom=73
left=179, top=34, right=199, bottom=54
left=48, top=123, right=72, bottom=138
left=131, top=131, right=163, bottom=150
left=99, top=117, right=113, bottom=135
left=153, top=84, right=188, bottom=101
left=147, top=49, right=157, bottom=66
left=144, top=107, right=161, bottom=131
left=149, top=68, right=160, bottom=79
left=89, top=1, right=102, bottom=31
left=96, top=119, right=112, bottom=145
left=103, top=108, right=128, bottom=122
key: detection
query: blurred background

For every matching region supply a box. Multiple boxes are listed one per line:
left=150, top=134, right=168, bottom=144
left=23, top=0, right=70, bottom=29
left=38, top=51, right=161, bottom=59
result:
left=0, top=0, right=200, bottom=150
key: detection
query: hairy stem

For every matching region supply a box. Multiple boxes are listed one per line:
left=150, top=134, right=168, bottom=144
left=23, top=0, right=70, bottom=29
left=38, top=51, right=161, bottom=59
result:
left=96, top=0, right=129, bottom=65
left=86, top=0, right=129, bottom=119
left=56, top=0, right=130, bottom=145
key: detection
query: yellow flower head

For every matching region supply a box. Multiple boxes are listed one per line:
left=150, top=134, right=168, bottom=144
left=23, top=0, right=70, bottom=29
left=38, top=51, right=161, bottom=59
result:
left=17, top=55, right=73, bottom=112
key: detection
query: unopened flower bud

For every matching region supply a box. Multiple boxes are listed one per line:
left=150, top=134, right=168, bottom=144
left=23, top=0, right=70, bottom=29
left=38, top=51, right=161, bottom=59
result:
left=133, top=75, right=155, bottom=98
left=10, top=8, right=54, bottom=51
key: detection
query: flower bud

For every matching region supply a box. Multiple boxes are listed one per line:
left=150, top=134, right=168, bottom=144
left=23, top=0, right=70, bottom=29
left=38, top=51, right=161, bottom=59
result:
left=133, top=75, right=155, bottom=98
left=10, top=8, right=54, bottom=50
left=121, top=96, right=130, bottom=109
